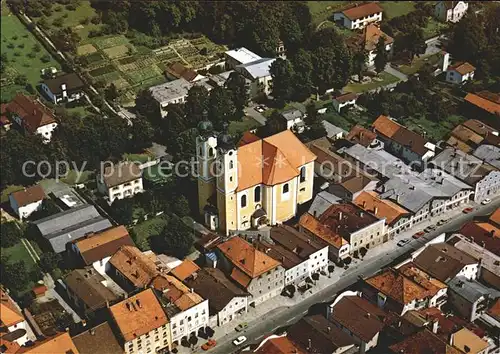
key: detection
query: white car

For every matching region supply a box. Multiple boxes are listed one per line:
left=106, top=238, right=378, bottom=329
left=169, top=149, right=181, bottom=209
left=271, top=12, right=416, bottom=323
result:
left=397, top=239, right=410, bottom=247
left=482, top=199, right=491, bottom=205
left=233, top=336, right=247, bottom=346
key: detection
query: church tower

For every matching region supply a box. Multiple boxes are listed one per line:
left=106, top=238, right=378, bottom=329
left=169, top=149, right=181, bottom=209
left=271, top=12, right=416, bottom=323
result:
left=216, top=133, right=238, bottom=234
left=196, top=118, right=217, bottom=217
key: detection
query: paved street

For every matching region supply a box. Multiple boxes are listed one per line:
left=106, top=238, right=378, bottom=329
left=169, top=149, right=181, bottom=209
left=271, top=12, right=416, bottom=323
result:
left=205, top=197, right=500, bottom=354
left=244, top=106, right=267, bottom=126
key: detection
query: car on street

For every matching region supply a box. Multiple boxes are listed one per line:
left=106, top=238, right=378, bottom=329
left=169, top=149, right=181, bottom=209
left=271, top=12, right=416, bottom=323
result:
left=413, top=231, right=425, bottom=239
left=463, top=207, right=474, bottom=214
left=424, top=225, right=436, bottom=232
left=235, top=322, right=248, bottom=332
left=255, top=105, right=267, bottom=113
left=397, top=239, right=410, bottom=247
left=233, top=336, right=247, bottom=346
left=201, top=339, right=217, bottom=351
left=482, top=198, right=492, bottom=205
left=437, top=219, right=448, bottom=226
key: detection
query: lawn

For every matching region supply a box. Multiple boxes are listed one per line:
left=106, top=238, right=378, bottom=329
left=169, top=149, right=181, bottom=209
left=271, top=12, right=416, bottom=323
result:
left=344, top=72, right=401, bottom=93
left=123, top=152, right=155, bottom=164
left=228, top=117, right=261, bottom=135
left=406, top=114, right=466, bottom=142
left=1, top=10, right=61, bottom=101
left=130, top=215, right=168, bottom=251
left=323, top=108, right=373, bottom=132
left=60, top=170, right=94, bottom=185
left=307, top=1, right=352, bottom=24
left=380, top=1, right=416, bottom=19
left=397, top=52, right=442, bottom=76
left=1, top=241, right=40, bottom=294
left=423, top=17, right=448, bottom=39
left=41, top=0, right=102, bottom=42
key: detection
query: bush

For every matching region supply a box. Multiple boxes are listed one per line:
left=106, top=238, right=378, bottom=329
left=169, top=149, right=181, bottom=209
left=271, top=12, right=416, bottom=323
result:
left=7, top=43, right=15, bottom=49
left=65, top=3, right=77, bottom=11
left=27, top=52, right=37, bottom=58
left=80, top=17, right=90, bottom=25
left=33, top=43, right=41, bottom=52
left=17, top=43, right=25, bottom=49
left=13, top=52, right=21, bottom=57
left=91, top=15, right=101, bottom=25
left=88, top=29, right=101, bottom=38
left=12, top=35, right=18, bottom=40
left=54, top=5, right=63, bottom=12
left=40, top=54, right=51, bottom=63
left=62, top=13, right=69, bottom=19
left=53, top=17, right=64, bottom=27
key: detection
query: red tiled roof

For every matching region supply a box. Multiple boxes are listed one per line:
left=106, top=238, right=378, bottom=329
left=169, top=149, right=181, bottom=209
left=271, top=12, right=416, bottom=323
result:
left=6, top=94, right=56, bottom=133
left=342, top=2, right=383, bottom=20
left=448, top=62, right=476, bottom=75
left=465, top=93, right=500, bottom=116
left=10, top=185, right=45, bottom=208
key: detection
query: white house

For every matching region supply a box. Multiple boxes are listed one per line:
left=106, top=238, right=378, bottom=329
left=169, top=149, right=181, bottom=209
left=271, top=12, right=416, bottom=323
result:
left=435, top=1, right=469, bottom=23
left=0, top=289, right=33, bottom=346
left=5, top=94, right=58, bottom=142
left=41, top=73, right=85, bottom=104
left=236, top=58, right=275, bottom=98
left=446, top=62, right=476, bottom=84
left=281, top=108, right=304, bottom=131
left=225, top=47, right=262, bottom=70
left=333, top=2, right=383, bottom=30
left=332, top=92, right=358, bottom=113
left=97, top=162, right=144, bottom=203
left=9, top=185, right=45, bottom=220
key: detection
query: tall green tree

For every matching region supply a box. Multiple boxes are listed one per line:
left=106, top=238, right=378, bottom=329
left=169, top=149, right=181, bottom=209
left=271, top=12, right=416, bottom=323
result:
left=301, top=103, right=326, bottom=142
left=225, top=71, right=249, bottom=118
left=269, top=58, right=295, bottom=107
left=449, top=13, right=487, bottom=63
left=290, top=49, right=313, bottom=102
left=135, top=89, right=161, bottom=125
left=374, top=37, right=388, bottom=73
left=352, top=50, right=367, bottom=80
left=52, top=27, right=80, bottom=53
left=159, top=215, right=194, bottom=259
left=39, top=252, right=62, bottom=273
left=130, top=117, right=154, bottom=152
left=184, top=86, right=209, bottom=127
left=0, top=222, right=22, bottom=248
left=208, top=86, right=236, bottom=130
left=257, top=110, right=287, bottom=138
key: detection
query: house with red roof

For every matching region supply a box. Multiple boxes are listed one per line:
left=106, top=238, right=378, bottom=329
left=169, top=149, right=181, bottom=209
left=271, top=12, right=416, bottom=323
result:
left=333, top=2, right=383, bottom=30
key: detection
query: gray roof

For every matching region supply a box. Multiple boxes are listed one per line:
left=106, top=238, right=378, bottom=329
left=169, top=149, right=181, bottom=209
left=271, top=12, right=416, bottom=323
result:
left=281, top=108, right=304, bottom=121
left=34, top=204, right=112, bottom=253
left=237, top=58, right=275, bottom=79
left=308, top=191, right=342, bottom=218
left=449, top=276, right=500, bottom=303
left=323, top=121, right=347, bottom=138
left=150, top=78, right=213, bottom=104
left=474, top=145, right=500, bottom=170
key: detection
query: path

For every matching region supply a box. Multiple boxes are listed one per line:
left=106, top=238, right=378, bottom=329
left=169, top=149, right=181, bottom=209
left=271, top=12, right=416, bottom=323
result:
left=244, top=106, right=267, bottom=126
left=384, top=63, right=408, bottom=81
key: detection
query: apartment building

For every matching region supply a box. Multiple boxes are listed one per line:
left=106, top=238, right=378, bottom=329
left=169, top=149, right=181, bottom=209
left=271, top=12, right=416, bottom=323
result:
left=435, top=1, right=468, bottom=23
left=333, top=3, right=383, bottom=30
left=109, top=289, right=172, bottom=354
left=97, top=162, right=144, bottom=203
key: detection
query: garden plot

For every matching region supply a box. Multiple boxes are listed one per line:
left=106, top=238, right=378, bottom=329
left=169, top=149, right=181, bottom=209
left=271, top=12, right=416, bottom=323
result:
left=117, top=56, right=158, bottom=73
left=127, top=65, right=164, bottom=84
left=92, top=35, right=131, bottom=49
left=103, top=44, right=133, bottom=59
left=76, top=43, right=97, bottom=56
left=79, top=51, right=106, bottom=68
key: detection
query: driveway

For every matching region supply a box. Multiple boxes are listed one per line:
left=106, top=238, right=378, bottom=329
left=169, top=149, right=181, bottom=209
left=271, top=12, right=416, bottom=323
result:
left=244, top=106, right=267, bottom=126
left=384, top=64, right=408, bottom=82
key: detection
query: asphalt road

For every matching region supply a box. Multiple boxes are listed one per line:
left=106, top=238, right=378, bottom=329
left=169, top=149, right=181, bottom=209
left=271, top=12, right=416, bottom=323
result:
left=208, top=197, right=500, bottom=354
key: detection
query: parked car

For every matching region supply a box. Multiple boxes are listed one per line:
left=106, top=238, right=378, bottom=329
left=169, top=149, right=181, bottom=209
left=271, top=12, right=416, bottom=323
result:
left=463, top=207, right=474, bottom=214
left=482, top=198, right=491, bottom=205
left=201, top=339, right=217, bottom=351
left=235, top=322, right=248, bottom=332
left=233, top=336, right=247, bottom=346
left=437, top=219, right=448, bottom=226
left=424, top=225, right=436, bottom=232
left=413, top=231, right=425, bottom=239
left=397, top=239, right=410, bottom=247
left=255, top=105, right=267, bottom=113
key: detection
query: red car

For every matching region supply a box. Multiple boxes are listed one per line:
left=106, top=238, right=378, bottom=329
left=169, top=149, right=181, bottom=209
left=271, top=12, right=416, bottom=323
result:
left=463, top=207, right=474, bottom=214
left=412, top=231, right=425, bottom=239
left=202, top=339, right=217, bottom=351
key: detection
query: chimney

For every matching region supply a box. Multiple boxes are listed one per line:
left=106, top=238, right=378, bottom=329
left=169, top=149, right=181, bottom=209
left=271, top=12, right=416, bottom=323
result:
left=81, top=320, right=87, bottom=327
left=307, top=339, right=312, bottom=350
left=338, top=212, right=343, bottom=220
left=360, top=132, right=364, bottom=139
left=327, top=326, right=331, bottom=333
left=190, top=288, right=194, bottom=293
left=136, top=299, right=142, bottom=308
left=359, top=211, right=364, bottom=218
left=374, top=207, right=378, bottom=215
left=366, top=313, right=371, bottom=319
left=432, top=319, right=439, bottom=334
left=362, top=201, right=366, bottom=208
left=90, top=328, right=96, bottom=336
left=126, top=302, right=132, bottom=311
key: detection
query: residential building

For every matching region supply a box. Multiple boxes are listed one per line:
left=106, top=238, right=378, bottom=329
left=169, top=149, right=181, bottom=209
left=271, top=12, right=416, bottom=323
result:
left=346, top=125, right=377, bottom=147
left=286, top=315, right=357, bottom=354
left=108, top=245, right=159, bottom=292
left=448, top=276, right=500, bottom=321
left=150, top=78, right=214, bottom=118
left=333, top=2, right=383, bottom=30
left=70, top=225, right=134, bottom=272
left=299, top=212, right=350, bottom=261
left=332, top=92, right=358, bottom=113
left=165, top=62, right=205, bottom=82
left=464, top=91, right=500, bottom=128
left=236, top=58, right=276, bottom=98
left=362, top=266, right=448, bottom=315
left=412, top=243, right=479, bottom=283
left=9, top=185, right=45, bottom=220
left=169, top=259, right=200, bottom=282
left=253, top=335, right=306, bottom=354
left=446, top=62, right=476, bottom=84
left=64, top=267, right=121, bottom=318
left=328, top=293, right=387, bottom=353
left=0, top=289, right=31, bottom=346
left=16, top=332, right=80, bottom=354
left=372, top=115, right=436, bottom=167
left=347, top=24, right=394, bottom=67
left=5, top=93, right=57, bottom=142
left=109, top=289, right=172, bottom=354
left=322, top=121, right=347, bottom=141
left=184, top=267, right=249, bottom=327
left=225, top=47, right=262, bottom=70
left=431, top=147, right=500, bottom=202
left=41, top=73, right=85, bottom=104
left=459, top=221, right=500, bottom=258
left=474, top=145, right=500, bottom=170
left=269, top=225, right=329, bottom=282
left=280, top=108, right=304, bottom=132
left=34, top=204, right=112, bottom=253
left=150, top=274, right=209, bottom=346
left=450, top=328, right=490, bottom=354
left=97, top=162, right=143, bottom=203
left=308, top=191, right=343, bottom=219
left=389, top=329, right=464, bottom=354
left=72, top=322, right=123, bottom=354
left=216, top=237, right=285, bottom=307
left=435, top=1, right=469, bottom=22
left=197, top=129, right=316, bottom=234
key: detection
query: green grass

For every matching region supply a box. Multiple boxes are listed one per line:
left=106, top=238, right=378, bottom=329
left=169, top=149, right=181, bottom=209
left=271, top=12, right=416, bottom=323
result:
left=307, top=1, right=352, bottom=24
left=1, top=242, right=39, bottom=294
left=42, top=1, right=102, bottom=41
left=123, top=152, right=155, bottom=164
left=423, top=17, right=448, bottom=39
left=323, top=108, right=372, bottom=132
left=406, top=114, right=466, bottom=142
left=228, top=117, right=261, bottom=135
left=61, top=170, right=94, bottom=185
left=130, top=216, right=168, bottom=251
left=380, top=1, right=416, bottom=19
left=397, top=52, right=442, bottom=76
left=1, top=13, right=61, bottom=101
left=1, top=185, right=24, bottom=203
left=344, top=72, right=401, bottom=93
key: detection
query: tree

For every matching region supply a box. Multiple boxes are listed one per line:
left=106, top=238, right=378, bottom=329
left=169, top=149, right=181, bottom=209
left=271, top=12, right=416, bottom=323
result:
left=290, top=49, right=313, bottom=102
left=184, top=86, right=209, bottom=127
left=257, top=110, right=286, bottom=138
left=225, top=71, right=248, bottom=118
left=0, top=260, right=30, bottom=293
left=449, top=13, right=487, bottom=63
left=352, top=50, right=367, bottom=80
left=129, top=117, right=154, bottom=152
left=359, top=247, right=367, bottom=258
left=407, top=27, right=426, bottom=60
left=0, top=222, right=22, bottom=248
left=429, top=95, right=449, bottom=122
left=172, top=195, right=191, bottom=218
left=135, top=89, right=161, bottom=125
left=105, top=83, right=119, bottom=101
left=110, top=198, right=134, bottom=225
left=301, top=103, right=326, bottom=142
left=52, top=27, right=80, bottom=53
left=171, top=127, right=198, bottom=162
left=0, top=53, right=7, bottom=74
left=39, top=252, right=62, bottom=272
left=311, top=45, right=352, bottom=93
left=269, top=58, right=295, bottom=107
left=14, top=74, right=28, bottom=86
left=161, top=104, right=187, bottom=149
left=159, top=215, right=194, bottom=259
left=208, top=86, right=236, bottom=130
left=374, top=37, right=388, bottom=74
